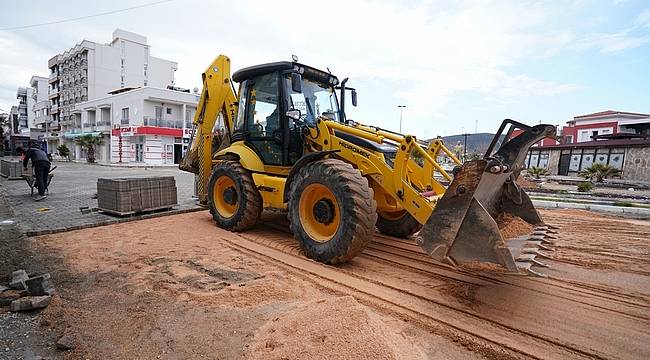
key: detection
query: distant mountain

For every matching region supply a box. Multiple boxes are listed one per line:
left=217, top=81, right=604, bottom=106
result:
left=430, top=133, right=505, bottom=155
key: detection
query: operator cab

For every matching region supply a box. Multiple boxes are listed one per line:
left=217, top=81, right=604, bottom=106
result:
left=231, top=61, right=351, bottom=166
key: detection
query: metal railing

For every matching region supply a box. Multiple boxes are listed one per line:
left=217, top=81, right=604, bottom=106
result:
left=143, top=116, right=183, bottom=129
left=120, top=118, right=129, bottom=125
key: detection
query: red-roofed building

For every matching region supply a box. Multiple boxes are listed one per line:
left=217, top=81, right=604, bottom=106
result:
left=524, top=110, right=650, bottom=181
left=561, top=110, right=650, bottom=144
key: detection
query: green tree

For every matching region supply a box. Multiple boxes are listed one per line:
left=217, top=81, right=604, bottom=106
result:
left=57, top=144, right=70, bottom=160
left=579, top=163, right=621, bottom=183
left=527, top=166, right=547, bottom=179
left=75, top=135, right=103, bottom=163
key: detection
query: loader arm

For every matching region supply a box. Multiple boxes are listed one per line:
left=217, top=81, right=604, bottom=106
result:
left=179, top=55, right=238, bottom=204
left=304, top=118, right=461, bottom=224
left=305, top=117, right=557, bottom=275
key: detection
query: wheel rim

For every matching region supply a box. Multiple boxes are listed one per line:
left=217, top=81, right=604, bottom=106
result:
left=299, top=183, right=340, bottom=243
left=213, top=175, right=238, bottom=218
left=380, top=210, right=407, bottom=221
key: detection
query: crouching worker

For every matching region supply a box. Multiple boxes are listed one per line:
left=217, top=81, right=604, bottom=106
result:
left=20, top=144, right=51, bottom=201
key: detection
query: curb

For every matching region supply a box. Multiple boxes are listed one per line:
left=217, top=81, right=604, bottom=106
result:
left=533, top=199, right=650, bottom=218
left=25, top=206, right=207, bottom=237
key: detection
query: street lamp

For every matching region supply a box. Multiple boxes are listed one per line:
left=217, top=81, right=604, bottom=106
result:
left=398, top=105, right=406, bottom=133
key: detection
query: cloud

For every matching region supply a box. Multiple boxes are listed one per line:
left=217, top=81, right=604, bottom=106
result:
left=637, top=9, right=650, bottom=27
left=0, top=0, right=646, bottom=134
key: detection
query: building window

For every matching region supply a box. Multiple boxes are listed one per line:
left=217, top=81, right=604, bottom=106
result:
left=155, top=106, right=163, bottom=120
left=166, top=108, right=172, bottom=115
left=121, top=108, right=129, bottom=124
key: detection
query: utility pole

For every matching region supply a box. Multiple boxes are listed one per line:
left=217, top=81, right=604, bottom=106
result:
left=398, top=105, right=406, bottom=133
left=461, top=132, right=472, bottom=161
left=475, top=120, right=478, bottom=134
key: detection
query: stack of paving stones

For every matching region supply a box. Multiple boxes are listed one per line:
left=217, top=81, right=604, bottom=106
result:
left=0, top=159, right=24, bottom=179
left=97, top=176, right=178, bottom=216
left=0, top=270, right=55, bottom=312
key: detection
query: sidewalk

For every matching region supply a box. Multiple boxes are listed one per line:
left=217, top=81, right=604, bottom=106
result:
left=69, top=160, right=180, bottom=168
left=0, top=161, right=204, bottom=236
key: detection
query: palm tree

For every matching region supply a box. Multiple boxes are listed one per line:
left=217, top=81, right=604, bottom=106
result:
left=75, top=134, right=104, bottom=163
left=579, top=163, right=621, bottom=183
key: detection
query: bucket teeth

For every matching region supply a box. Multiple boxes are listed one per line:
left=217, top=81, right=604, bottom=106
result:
left=527, top=267, right=549, bottom=278
left=516, top=253, right=550, bottom=268
left=505, top=229, right=555, bottom=277
left=522, top=248, right=552, bottom=259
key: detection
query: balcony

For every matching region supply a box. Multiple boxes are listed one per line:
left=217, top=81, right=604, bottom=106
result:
left=51, top=104, right=59, bottom=113
left=143, top=116, right=183, bottom=129
left=120, top=118, right=130, bottom=125
left=48, top=88, right=59, bottom=99
left=48, top=72, right=59, bottom=83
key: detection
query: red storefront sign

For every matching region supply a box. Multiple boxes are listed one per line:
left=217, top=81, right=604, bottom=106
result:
left=111, top=126, right=184, bottom=137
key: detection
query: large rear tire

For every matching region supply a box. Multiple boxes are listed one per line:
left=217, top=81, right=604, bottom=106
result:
left=207, top=161, right=262, bottom=231
left=376, top=211, right=422, bottom=238
left=288, top=159, right=377, bottom=264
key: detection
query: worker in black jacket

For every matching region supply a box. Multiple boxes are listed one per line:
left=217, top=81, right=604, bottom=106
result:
left=20, top=144, right=51, bottom=201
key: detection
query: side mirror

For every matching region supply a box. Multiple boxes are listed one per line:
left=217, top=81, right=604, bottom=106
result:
left=291, top=73, right=302, bottom=93
left=286, top=109, right=302, bottom=121
left=351, top=89, right=357, bottom=107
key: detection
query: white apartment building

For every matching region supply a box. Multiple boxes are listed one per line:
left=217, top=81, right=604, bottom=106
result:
left=15, top=87, right=34, bottom=134
left=68, top=86, right=199, bottom=165
left=30, top=76, right=50, bottom=140
left=47, top=29, right=178, bottom=150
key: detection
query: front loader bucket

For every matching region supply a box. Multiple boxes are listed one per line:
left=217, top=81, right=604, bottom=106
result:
left=417, top=120, right=557, bottom=276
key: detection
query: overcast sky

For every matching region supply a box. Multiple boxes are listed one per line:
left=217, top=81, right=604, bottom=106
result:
left=1, top=0, right=649, bottom=137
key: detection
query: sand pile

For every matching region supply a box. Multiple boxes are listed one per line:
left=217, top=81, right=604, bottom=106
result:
left=496, top=213, right=534, bottom=240
left=248, top=296, right=425, bottom=360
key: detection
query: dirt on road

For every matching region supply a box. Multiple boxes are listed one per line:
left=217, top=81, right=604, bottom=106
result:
left=7, top=208, right=650, bottom=359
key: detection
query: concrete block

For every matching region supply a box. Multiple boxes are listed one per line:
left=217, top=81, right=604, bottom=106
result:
left=9, top=295, right=51, bottom=312
left=9, top=270, right=28, bottom=290
left=0, top=290, right=28, bottom=306
left=25, top=273, right=55, bottom=296
left=56, top=332, right=76, bottom=350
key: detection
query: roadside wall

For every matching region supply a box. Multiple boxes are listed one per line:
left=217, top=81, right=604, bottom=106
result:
left=622, top=146, right=650, bottom=181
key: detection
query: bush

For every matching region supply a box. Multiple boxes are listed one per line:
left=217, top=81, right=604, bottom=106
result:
left=57, top=144, right=70, bottom=159
left=613, top=200, right=634, bottom=207
left=577, top=182, right=594, bottom=192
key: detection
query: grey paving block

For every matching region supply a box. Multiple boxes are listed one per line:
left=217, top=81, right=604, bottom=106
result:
left=9, top=270, right=28, bottom=290
left=10, top=295, right=51, bottom=311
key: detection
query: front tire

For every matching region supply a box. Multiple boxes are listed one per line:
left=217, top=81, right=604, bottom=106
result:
left=288, top=159, right=377, bottom=264
left=376, top=211, right=422, bottom=238
left=207, top=161, right=262, bottom=231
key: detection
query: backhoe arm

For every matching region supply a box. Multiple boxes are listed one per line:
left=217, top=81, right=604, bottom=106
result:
left=179, top=55, right=238, bottom=204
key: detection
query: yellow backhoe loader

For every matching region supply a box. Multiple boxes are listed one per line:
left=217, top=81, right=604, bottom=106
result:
left=180, top=55, right=557, bottom=276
